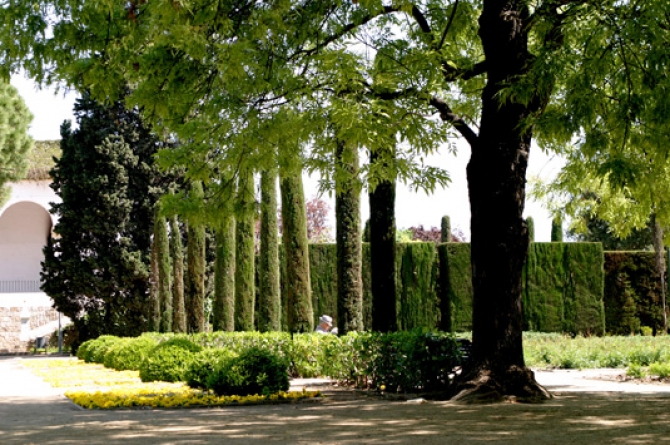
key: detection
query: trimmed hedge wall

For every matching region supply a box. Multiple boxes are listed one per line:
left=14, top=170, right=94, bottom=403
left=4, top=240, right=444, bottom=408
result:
left=604, top=251, right=665, bottom=335
left=523, top=243, right=605, bottom=335
left=285, top=242, right=605, bottom=335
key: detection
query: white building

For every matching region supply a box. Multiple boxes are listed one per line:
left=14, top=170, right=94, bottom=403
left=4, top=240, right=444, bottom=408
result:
left=0, top=179, right=67, bottom=353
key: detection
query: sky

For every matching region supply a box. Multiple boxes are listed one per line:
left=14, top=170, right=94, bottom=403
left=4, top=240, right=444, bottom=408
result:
left=10, top=73, right=565, bottom=242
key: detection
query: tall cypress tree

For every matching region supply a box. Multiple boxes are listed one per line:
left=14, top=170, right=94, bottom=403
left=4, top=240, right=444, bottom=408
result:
left=335, top=140, right=363, bottom=334
left=441, top=216, right=452, bottom=243
left=149, top=231, right=160, bottom=332
left=170, top=215, right=186, bottom=333
left=154, top=210, right=172, bottom=332
left=280, top=172, right=314, bottom=333
left=526, top=217, right=535, bottom=243
left=258, top=169, right=281, bottom=331
left=235, top=170, right=256, bottom=331
left=185, top=181, right=206, bottom=333
left=42, top=92, right=167, bottom=341
left=369, top=148, right=397, bottom=333
left=551, top=216, right=563, bottom=242
left=213, top=216, right=236, bottom=331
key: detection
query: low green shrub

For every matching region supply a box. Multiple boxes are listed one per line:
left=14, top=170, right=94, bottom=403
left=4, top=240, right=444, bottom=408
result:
left=206, top=347, right=290, bottom=396
left=627, top=363, right=645, bottom=378
left=103, top=336, right=158, bottom=371
left=79, top=336, right=123, bottom=363
left=139, top=339, right=202, bottom=382
left=185, top=349, right=237, bottom=389
left=354, top=330, right=463, bottom=392
left=649, top=362, right=670, bottom=378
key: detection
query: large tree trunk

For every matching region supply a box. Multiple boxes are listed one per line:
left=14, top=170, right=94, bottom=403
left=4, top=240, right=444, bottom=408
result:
left=280, top=172, right=314, bottom=333
left=453, top=0, right=550, bottom=403
left=335, top=140, right=363, bottom=334
left=258, top=169, right=281, bottom=331
left=369, top=149, right=397, bottom=333
left=651, top=213, right=667, bottom=333
left=235, top=169, right=256, bottom=331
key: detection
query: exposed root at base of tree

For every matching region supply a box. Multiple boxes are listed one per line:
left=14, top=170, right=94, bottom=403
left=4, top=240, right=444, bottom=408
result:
left=450, top=366, right=552, bottom=404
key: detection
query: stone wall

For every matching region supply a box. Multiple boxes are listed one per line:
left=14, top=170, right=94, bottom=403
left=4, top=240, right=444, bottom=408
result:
left=0, top=293, right=66, bottom=354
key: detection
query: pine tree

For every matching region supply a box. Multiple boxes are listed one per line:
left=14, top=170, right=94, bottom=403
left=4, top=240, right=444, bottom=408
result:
left=185, top=181, right=206, bottom=333
left=235, top=169, right=256, bottom=331
left=42, top=92, right=167, bottom=341
left=0, top=80, right=32, bottom=207
left=170, top=215, right=186, bottom=332
left=258, top=169, right=281, bottom=331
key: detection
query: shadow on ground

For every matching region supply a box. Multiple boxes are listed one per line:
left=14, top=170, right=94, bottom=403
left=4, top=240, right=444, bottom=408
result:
left=3, top=392, right=670, bottom=445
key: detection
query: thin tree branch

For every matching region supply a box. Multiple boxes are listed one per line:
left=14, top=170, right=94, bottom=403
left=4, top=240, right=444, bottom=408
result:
left=429, top=96, right=479, bottom=146
left=438, top=0, right=459, bottom=50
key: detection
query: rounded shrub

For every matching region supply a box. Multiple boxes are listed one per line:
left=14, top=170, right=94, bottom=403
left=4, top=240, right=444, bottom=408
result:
left=103, top=336, right=158, bottom=371
left=185, top=348, right=238, bottom=389
left=206, top=347, right=289, bottom=396
left=139, top=338, right=203, bottom=382
left=76, top=339, right=94, bottom=361
left=81, top=336, right=122, bottom=363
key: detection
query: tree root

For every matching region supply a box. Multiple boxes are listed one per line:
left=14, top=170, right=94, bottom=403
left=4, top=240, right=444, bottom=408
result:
left=450, top=366, right=552, bottom=404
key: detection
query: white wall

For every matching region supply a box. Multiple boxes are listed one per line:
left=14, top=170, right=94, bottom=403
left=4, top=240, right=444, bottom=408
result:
left=0, top=182, right=55, bottom=283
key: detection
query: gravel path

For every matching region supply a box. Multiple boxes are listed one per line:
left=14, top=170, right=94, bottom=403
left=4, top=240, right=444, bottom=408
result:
left=3, top=356, right=670, bottom=445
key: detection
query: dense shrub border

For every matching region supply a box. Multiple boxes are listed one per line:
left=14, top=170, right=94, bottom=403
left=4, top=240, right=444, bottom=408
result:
left=84, top=330, right=466, bottom=393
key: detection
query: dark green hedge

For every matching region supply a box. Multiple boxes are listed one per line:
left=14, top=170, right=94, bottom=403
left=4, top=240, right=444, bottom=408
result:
left=276, top=242, right=606, bottom=335
left=523, top=243, right=605, bottom=335
left=604, top=251, right=665, bottom=335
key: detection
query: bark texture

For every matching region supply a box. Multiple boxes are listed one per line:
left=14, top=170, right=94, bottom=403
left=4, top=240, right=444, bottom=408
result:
left=258, top=169, right=281, bottom=332
left=280, top=173, right=314, bottom=333
left=454, top=0, right=550, bottom=403
left=369, top=150, right=397, bottom=333
left=235, top=170, right=256, bottom=331
left=213, top=216, right=236, bottom=331
left=170, top=216, right=186, bottom=333
left=335, top=140, right=363, bottom=334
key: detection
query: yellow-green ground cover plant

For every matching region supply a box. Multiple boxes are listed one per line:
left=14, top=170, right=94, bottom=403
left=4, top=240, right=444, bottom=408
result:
left=23, top=358, right=320, bottom=410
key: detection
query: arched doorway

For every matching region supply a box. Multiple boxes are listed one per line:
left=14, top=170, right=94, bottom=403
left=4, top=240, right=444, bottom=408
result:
left=0, top=201, right=52, bottom=291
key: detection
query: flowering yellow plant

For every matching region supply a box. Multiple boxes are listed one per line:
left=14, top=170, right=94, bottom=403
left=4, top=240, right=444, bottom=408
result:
left=23, top=358, right=321, bottom=409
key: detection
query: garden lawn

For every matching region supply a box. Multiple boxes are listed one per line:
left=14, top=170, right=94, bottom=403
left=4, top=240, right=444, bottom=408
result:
left=22, top=359, right=320, bottom=410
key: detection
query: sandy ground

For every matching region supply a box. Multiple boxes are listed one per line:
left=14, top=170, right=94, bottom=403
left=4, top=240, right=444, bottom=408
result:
left=3, top=356, right=670, bottom=445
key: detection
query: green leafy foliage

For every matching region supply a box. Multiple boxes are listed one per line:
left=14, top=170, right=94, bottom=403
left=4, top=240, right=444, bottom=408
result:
left=524, top=333, right=670, bottom=369
left=206, top=347, right=290, bottom=397
left=103, top=336, right=158, bottom=371
left=0, top=80, right=32, bottom=206
left=185, top=348, right=238, bottom=390
left=139, top=339, right=202, bottom=383
left=604, top=252, right=665, bottom=335
left=354, top=330, right=463, bottom=393
left=79, top=336, right=123, bottom=364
